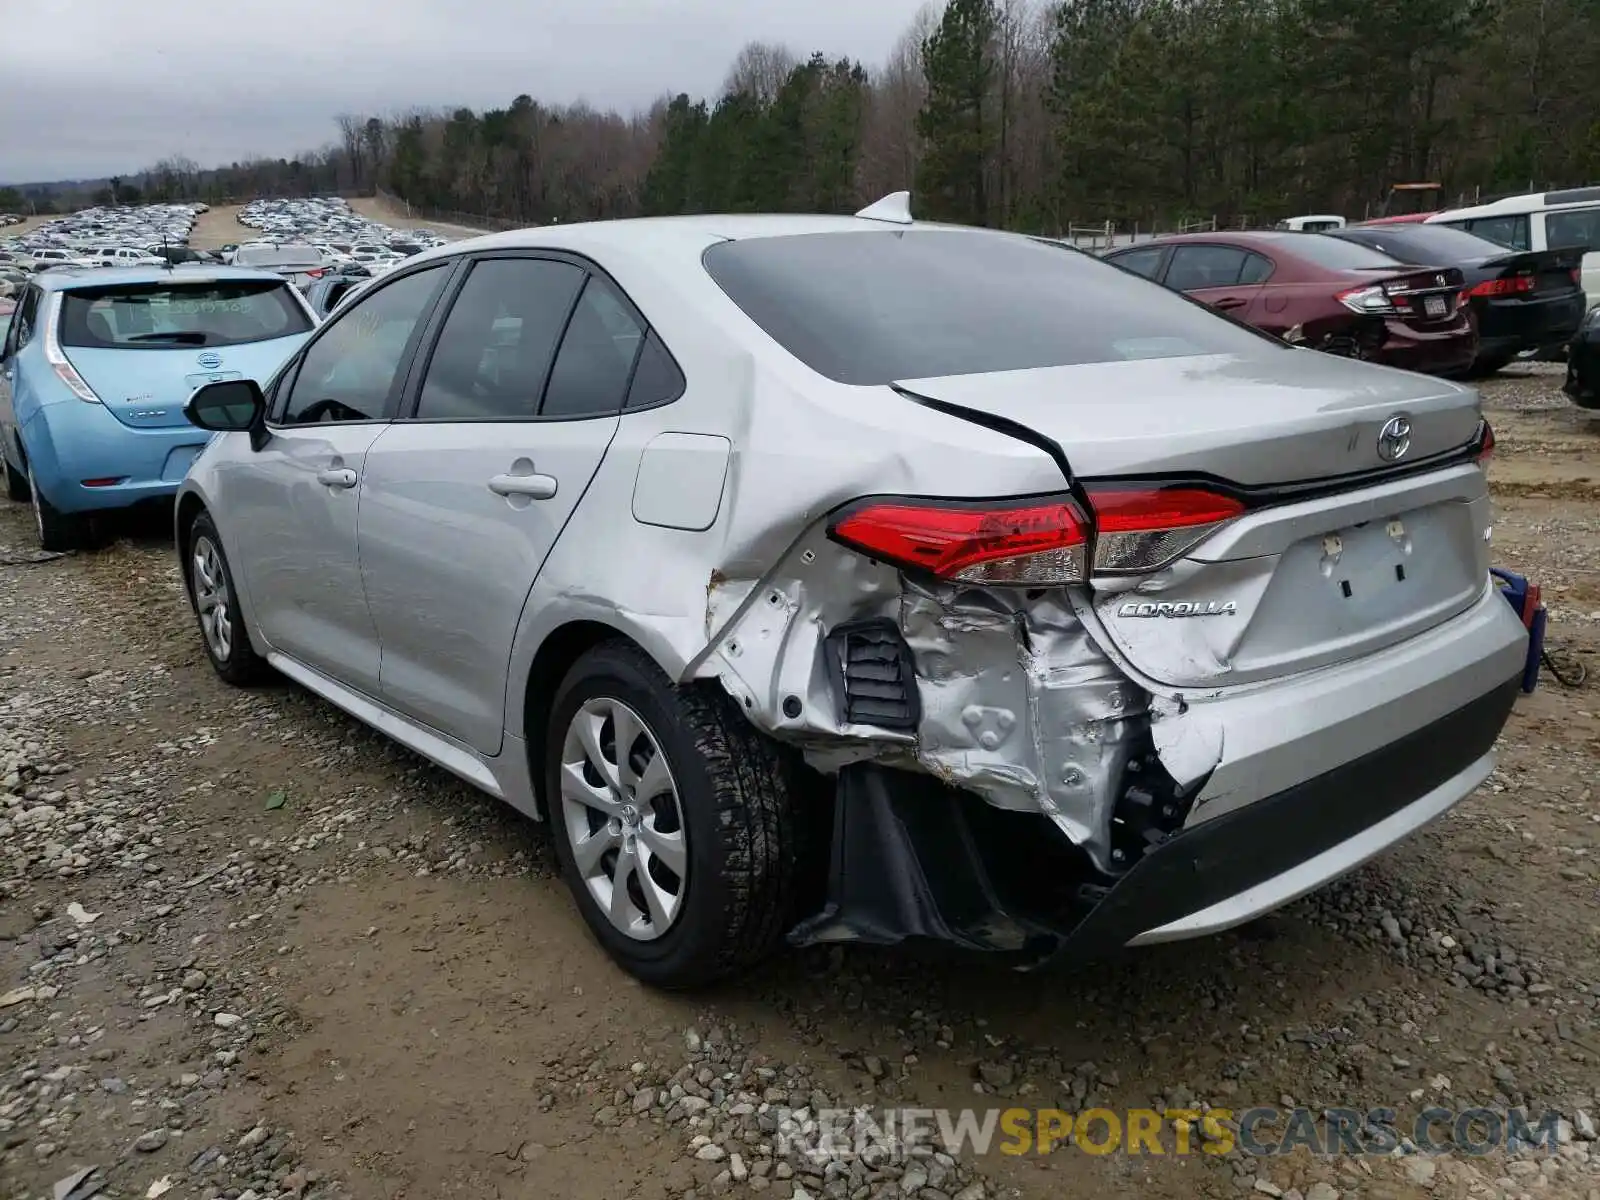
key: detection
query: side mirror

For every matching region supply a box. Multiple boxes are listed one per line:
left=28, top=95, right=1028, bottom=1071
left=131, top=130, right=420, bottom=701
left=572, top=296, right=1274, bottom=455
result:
left=185, top=378, right=268, bottom=450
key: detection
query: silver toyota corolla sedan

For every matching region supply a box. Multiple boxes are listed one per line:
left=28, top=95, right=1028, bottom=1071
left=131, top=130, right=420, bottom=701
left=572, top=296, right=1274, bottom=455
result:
left=174, top=194, right=1527, bottom=988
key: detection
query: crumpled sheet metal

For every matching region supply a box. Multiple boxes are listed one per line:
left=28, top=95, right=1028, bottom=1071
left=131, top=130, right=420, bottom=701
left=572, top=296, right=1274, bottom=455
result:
left=701, top=537, right=1156, bottom=874
left=900, top=581, right=1147, bottom=873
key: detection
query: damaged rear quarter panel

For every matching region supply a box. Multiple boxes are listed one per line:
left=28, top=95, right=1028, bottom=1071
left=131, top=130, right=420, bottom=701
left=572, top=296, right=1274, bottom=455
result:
left=500, top=245, right=1067, bottom=744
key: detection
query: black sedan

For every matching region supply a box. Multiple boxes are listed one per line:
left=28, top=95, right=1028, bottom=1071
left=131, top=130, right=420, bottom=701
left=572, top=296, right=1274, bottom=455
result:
left=1564, top=304, right=1600, bottom=410
left=1330, top=223, right=1586, bottom=375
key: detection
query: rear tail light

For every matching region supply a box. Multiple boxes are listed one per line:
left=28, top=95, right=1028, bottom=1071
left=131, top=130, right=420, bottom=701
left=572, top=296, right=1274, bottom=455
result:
left=1572, top=267, right=1583, bottom=286
left=1474, top=419, right=1495, bottom=467
left=1336, top=283, right=1396, bottom=315
left=42, top=294, right=101, bottom=404
left=829, top=497, right=1089, bottom=585
left=827, top=485, right=1247, bottom=585
left=1086, top=486, right=1246, bottom=574
left=1466, top=276, right=1535, bottom=298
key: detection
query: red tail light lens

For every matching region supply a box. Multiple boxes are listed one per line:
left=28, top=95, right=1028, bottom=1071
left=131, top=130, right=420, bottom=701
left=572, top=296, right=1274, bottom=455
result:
left=829, top=497, right=1090, bottom=585
left=1572, top=267, right=1583, bottom=286
left=1336, top=283, right=1396, bottom=315
left=1474, top=420, right=1495, bottom=466
left=1086, top=486, right=1246, bottom=574
left=829, top=486, right=1248, bottom=584
left=1466, top=276, right=1535, bottom=298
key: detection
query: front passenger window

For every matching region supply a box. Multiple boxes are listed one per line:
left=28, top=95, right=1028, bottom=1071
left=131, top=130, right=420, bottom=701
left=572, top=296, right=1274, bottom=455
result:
left=279, top=264, right=447, bottom=425
left=415, top=257, right=585, bottom=421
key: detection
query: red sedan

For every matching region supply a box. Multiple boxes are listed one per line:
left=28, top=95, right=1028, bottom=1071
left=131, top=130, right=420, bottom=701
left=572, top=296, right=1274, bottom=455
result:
left=1104, top=231, right=1477, bottom=376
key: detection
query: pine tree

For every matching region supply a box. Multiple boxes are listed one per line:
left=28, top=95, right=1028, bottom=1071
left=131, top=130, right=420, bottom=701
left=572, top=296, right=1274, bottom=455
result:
left=916, top=0, right=997, bottom=225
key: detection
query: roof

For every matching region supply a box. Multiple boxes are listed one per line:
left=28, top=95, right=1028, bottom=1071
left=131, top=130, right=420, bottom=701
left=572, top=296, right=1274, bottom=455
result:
left=1110, top=230, right=1307, bottom=249
left=1431, top=185, right=1600, bottom=222
left=30, top=264, right=295, bottom=292
left=400, top=211, right=1012, bottom=271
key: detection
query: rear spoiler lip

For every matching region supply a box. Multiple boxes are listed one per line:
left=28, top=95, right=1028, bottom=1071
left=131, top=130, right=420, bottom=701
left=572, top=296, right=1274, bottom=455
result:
left=1075, top=420, right=1490, bottom=510
left=1480, top=248, right=1584, bottom=273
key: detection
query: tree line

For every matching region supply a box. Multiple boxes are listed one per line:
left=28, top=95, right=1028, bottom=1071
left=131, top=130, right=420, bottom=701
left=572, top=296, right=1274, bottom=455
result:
left=11, top=0, right=1600, bottom=231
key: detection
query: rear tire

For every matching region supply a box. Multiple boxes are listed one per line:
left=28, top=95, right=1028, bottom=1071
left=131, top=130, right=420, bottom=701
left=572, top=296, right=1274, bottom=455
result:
left=545, top=640, right=801, bottom=988
left=1, top=448, right=28, bottom=502
left=187, top=512, right=269, bottom=686
left=1469, top=353, right=1515, bottom=378
left=28, top=467, right=88, bottom=552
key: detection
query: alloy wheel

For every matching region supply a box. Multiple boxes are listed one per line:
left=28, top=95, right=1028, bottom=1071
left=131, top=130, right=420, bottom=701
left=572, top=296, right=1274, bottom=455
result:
left=191, top=535, right=234, bottom=661
left=559, top=697, right=687, bottom=941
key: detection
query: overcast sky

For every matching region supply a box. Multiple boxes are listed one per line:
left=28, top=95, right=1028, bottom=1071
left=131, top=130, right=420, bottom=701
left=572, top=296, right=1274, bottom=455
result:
left=1, top=0, right=929, bottom=184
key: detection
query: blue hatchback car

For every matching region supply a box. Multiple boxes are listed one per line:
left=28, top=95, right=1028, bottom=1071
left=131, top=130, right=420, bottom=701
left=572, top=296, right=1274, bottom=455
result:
left=0, top=266, right=316, bottom=549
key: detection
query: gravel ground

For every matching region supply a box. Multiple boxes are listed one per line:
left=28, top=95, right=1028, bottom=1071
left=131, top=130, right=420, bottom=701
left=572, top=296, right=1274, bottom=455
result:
left=1, top=366, right=1597, bottom=1200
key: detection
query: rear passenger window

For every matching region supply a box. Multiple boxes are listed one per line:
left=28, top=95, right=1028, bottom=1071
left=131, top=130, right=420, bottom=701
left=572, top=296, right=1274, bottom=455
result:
left=541, top=276, right=645, bottom=419
left=1465, top=215, right=1531, bottom=251
left=415, top=257, right=584, bottom=421
left=1165, top=245, right=1249, bottom=291
left=1108, top=246, right=1164, bottom=280
left=1545, top=208, right=1600, bottom=253
left=1239, top=252, right=1274, bottom=284
left=626, top=331, right=685, bottom=409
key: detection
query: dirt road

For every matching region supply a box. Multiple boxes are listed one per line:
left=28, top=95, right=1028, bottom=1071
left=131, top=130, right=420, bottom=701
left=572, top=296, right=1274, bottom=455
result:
left=1, top=369, right=1597, bottom=1200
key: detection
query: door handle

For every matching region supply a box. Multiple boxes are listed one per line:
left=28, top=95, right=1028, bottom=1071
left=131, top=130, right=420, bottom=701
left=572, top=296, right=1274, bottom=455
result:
left=488, top=472, right=558, bottom=500
left=317, top=467, right=358, bottom=489
left=1213, top=297, right=1247, bottom=310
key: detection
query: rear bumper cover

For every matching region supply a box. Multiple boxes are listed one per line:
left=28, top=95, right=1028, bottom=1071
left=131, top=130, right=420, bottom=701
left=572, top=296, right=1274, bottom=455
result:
left=22, top=401, right=208, bottom=513
left=790, top=676, right=1519, bottom=967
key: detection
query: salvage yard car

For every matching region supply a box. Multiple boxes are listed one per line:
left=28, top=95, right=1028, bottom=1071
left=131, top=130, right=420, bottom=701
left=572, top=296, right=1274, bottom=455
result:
left=1104, top=230, right=1477, bottom=375
left=0, top=266, right=316, bottom=550
left=1329, top=222, right=1587, bottom=375
left=173, top=199, right=1529, bottom=988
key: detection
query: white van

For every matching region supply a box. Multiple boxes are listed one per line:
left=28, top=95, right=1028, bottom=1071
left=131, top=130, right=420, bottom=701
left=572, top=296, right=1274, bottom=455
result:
left=1428, top=186, right=1600, bottom=308
left=1274, top=214, right=1346, bottom=232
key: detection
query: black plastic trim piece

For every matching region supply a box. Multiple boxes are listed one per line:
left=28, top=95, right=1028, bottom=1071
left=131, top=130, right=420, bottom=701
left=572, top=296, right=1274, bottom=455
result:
left=788, top=675, right=1520, bottom=968
left=824, top=618, right=922, bottom=731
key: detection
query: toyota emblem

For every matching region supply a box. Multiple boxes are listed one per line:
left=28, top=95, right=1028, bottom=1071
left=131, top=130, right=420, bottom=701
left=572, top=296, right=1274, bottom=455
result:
left=1377, top=415, right=1412, bottom=462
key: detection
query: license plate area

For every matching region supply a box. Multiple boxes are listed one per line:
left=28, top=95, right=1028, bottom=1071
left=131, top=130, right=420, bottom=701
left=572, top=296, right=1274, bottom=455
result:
left=1423, top=295, right=1447, bottom=317
left=184, top=370, right=243, bottom=389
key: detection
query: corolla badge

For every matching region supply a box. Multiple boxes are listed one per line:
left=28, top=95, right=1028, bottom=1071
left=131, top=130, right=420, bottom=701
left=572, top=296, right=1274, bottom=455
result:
left=1377, top=414, right=1412, bottom=462
left=1117, top=600, right=1237, bottom=618
left=196, top=351, right=223, bottom=370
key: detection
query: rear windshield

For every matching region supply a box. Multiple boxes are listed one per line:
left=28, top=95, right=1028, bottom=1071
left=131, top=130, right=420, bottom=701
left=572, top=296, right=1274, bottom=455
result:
left=58, top=280, right=312, bottom=349
left=701, top=229, right=1279, bottom=385
left=1285, top=235, right=1403, bottom=270
left=1340, top=225, right=1506, bottom=264
left=233, top=245, right=323, bottom=268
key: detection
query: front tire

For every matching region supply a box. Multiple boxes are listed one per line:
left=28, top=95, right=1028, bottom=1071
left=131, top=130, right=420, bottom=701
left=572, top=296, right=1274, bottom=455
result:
left=187, top=512, right=268, bottom=685
left=546, top=640, right=801, bottom=988
left=29, top=467, right=88, bottom=552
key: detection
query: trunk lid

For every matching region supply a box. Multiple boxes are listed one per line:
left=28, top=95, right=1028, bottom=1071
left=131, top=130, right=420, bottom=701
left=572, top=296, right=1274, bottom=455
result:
left=1481, top=248, right=1584, bottom=295
left=64, top=334, right=309, bottom=429
left=896, top=350, right=1491, bottom=688
left=895, top=350, right=1479, bottom=486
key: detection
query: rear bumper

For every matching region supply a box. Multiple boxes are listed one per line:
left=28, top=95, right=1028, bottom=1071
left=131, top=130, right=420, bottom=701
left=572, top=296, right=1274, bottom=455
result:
left=21, top=401, right=209, bottom=513
left=1566, top=329, right=1600, bottom=408
left=1373, top=320, right=1477, bottom=375
left=1478, top=294, right=1586, bottom=359
left=790, top=586, right=1525, bottom=965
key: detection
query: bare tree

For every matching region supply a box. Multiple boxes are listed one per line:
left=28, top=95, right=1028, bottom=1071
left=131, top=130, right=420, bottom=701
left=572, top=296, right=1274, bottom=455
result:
left=722, top=41, right=798, bottom=102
